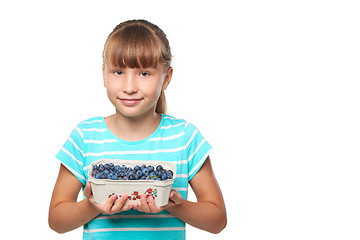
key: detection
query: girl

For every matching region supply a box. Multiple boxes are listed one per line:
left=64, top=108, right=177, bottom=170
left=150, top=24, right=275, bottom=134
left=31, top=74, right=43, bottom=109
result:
left=48, top=19, right=227, bottom=239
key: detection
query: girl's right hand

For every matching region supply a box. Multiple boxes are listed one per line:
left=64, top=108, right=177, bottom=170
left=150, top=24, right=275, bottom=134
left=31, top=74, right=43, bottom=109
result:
left=84, top=182, right=132, bottom=215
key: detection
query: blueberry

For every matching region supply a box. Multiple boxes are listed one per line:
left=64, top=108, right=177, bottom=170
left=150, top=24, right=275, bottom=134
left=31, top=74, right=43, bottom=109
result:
left=149, top=172, right=156, bottom=178
left=128, top=174, right=135, bottom=180
left=161, top=174, right=168, bottom=181
left=134, top=165, right=141, bottom=171
left=92, top=170, right=99, bottom=177
left=95, top=173, right=102, bottom=179
left=99, top=164, right=105, bottom=171
left=114, top=165, right=121, bottom=172
left=142, top=168, right=149, bottom=175
left=136, top=170, right=142, bottom=177
left=141, top=165, right=147, bottom=169
left=166, top=170, right=173, bottom=177
left=93, top=165, right=98, bottom=171
left=147, top=165, right=154, bottom=172
left=156, top=165, right=163, bottom=172
left=105, top=164, right=110, bottom=170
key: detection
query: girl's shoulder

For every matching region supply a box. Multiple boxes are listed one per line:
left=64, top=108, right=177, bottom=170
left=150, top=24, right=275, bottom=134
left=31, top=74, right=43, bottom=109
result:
left=162, top=114, right=187, bottom=126
left=75, top=116, right=105, bottom=129
left=161, top=114, right=197, bottom=132
left=162, top=114, right=185, bottom=122
left=78, top=116, right=104, bottom=124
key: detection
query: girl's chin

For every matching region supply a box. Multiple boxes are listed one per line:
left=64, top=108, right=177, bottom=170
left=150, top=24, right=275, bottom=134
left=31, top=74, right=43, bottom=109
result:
left=115, top=108, right=155, bottom=119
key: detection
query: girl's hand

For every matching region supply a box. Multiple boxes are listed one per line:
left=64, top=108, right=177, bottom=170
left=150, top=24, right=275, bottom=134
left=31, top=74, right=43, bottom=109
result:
left=84, top=182, right=133, bottom=215
left=133, top=190, right=183, bottom=213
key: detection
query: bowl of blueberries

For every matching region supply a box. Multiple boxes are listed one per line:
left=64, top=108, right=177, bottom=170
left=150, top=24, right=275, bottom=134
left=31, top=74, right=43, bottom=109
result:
left=88, top=159, right=177, bottom=206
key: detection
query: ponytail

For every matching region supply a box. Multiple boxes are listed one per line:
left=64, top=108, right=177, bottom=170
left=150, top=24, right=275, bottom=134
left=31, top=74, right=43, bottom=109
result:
left=155, top=90, right=166, bottom=114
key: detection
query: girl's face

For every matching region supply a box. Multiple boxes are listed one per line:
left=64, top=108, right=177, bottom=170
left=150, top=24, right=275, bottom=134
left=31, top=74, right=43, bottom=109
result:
left=103, top=63, right=172, bottom=118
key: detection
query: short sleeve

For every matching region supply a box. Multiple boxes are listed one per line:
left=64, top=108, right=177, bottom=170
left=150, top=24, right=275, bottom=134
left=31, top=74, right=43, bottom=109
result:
left=55, top=125, right=86, bottom=185
left=185, top=122, right=213, bottom=181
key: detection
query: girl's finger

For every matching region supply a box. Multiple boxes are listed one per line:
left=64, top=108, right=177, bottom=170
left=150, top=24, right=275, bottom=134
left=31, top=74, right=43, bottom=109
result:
left=139, top=194, right=151, bottom=213
left=120, top=202, right=133, bottom=212
left=131, top=202, right=143, bottom=212
left=169, top=190, right=183, bottom=205
left=110, top=194, right=128, bottom=213
left=102, top=195, right=118, bottom=214
left=148, top=196, right=163, bottom=213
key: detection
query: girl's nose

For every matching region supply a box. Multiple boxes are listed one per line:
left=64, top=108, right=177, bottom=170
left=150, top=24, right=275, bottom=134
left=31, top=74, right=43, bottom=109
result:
left=123, top=75, right=138, bottom=94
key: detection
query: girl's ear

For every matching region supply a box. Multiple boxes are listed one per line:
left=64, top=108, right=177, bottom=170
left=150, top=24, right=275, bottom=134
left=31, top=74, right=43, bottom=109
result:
left=162, top=67, right=173, bottom=91
left=102, top=64, right=106, bottom=87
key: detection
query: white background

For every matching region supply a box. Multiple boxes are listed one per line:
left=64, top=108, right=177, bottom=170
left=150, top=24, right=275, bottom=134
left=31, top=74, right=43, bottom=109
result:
left=1, top=0, right=359, bottom=239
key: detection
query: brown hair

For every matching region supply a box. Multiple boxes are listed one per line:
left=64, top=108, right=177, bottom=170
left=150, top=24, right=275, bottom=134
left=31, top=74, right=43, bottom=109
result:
left=103, top=20, right=172, bottom=114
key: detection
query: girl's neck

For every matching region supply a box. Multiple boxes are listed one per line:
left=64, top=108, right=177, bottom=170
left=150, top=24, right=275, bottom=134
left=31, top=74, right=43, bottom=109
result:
left=105, top=110, right=162, bottom=142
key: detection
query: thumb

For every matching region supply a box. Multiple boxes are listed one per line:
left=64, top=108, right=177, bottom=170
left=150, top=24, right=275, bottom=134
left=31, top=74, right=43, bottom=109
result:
left=169, top=190, right=182, bottom=205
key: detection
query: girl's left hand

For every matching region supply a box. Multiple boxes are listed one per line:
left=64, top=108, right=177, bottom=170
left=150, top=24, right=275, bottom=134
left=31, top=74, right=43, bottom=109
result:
left=133, top=190, right=183, bottom=213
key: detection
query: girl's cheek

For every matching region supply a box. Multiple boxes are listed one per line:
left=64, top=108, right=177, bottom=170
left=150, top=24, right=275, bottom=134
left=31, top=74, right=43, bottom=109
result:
left=106, top=81, right=120, bottom=94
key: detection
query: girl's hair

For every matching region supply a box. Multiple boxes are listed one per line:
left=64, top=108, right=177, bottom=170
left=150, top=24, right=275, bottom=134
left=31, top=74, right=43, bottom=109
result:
left=103, top=19, right=172, bottom=114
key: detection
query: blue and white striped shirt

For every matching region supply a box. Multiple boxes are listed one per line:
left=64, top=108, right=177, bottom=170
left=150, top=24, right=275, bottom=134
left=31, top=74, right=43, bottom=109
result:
left=56, top=114, right=212, bottom=240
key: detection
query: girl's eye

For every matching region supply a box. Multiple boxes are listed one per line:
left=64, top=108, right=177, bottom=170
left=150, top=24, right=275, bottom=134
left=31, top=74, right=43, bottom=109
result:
left=114, top=71, right=123, bottom=76
left=140, top=72, right=149, bottom=77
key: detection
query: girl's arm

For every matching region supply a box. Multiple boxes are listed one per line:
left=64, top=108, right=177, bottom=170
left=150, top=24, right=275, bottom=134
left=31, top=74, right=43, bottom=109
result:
left=48, top=164, right=131, bottom=233
left=48, top=164, right=99, bottom=233
left=167, top=157, right=227, bottom=233
left=134, top=157, right=227, bottom=234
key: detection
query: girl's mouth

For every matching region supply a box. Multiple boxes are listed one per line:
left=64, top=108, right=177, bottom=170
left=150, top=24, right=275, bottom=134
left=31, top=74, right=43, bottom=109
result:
left=119, top=98, right=143, bottom=106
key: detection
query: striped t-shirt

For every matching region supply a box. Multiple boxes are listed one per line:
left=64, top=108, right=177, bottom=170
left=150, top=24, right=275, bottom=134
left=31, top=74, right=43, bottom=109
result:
left=56, top=114, right=212, bottom=240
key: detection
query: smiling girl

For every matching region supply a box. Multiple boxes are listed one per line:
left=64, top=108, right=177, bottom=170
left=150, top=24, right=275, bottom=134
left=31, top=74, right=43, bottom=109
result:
left=48, top=19, right=227, bottom=240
